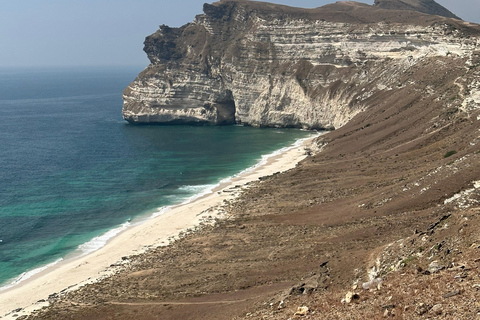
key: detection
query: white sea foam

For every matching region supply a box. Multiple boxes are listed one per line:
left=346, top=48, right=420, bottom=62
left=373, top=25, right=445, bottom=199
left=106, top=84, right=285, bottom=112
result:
left=147, top=185, right=218, bottom=219
left=178, top=184, right=217, bottom=194
left=178, top=184, right=219, bottom=204
left=0, top=258, right=64, bottom=292
left=77, top=221, right=131, bottom=256
left=150, top=206, right=171, bottom=218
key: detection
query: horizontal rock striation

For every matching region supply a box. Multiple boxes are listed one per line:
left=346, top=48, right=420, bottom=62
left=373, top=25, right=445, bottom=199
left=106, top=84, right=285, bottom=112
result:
left=123, top=0, right=479, bottom=129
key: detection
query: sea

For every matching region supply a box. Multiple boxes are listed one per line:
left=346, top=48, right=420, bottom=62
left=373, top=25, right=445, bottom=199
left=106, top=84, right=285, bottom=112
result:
left=0, top=66, right=314, bottom=290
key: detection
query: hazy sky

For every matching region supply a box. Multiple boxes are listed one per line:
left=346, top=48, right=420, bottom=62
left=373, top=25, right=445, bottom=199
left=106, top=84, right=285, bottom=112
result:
left=0, top=0, right=477, bottom=68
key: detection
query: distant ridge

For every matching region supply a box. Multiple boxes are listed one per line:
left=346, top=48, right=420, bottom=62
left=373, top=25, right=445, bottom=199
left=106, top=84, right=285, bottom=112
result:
left=374, top=0, right=461, bottom=19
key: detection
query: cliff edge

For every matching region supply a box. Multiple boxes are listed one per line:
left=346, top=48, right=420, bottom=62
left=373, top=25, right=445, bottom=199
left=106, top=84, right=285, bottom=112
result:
left=122, top=0, right=476, bottom=129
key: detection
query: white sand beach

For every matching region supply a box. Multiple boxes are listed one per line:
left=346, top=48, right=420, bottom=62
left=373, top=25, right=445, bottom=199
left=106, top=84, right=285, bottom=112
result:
left=0, top=135, right=319, bottom=319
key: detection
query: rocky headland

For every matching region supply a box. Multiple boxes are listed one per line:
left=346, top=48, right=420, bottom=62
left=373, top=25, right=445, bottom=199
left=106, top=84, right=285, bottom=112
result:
left=21, top=0, right=480, bottom=319
left=123, top=0, right=477, bottom=130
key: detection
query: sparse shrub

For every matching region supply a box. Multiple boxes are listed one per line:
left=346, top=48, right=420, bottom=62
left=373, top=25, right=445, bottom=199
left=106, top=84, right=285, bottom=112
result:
left=402, top=255, right=417, bottom=266
left=444, top=150, right=457, bottom=158
left=362, top=123, right=371, bottom=129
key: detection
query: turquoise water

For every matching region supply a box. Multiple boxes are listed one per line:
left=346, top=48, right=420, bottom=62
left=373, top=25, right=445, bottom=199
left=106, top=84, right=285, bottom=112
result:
left=0, top=67, right=314, bottom=289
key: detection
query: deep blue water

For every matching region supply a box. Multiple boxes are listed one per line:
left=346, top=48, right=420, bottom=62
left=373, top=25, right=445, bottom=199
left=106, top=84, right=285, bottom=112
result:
left=0, top=67, right=313, bottom=288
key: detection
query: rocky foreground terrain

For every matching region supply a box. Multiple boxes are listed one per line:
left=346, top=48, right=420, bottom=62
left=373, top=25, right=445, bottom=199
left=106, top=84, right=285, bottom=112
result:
left=23, top=0, right=480, bottom=319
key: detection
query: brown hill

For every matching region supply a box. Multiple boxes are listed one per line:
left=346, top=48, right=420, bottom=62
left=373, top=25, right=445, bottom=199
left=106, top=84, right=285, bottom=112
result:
left=374, top=0, right=461, bottom=20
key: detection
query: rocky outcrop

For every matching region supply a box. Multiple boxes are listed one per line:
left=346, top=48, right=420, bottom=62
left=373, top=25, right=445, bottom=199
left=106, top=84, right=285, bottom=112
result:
left=123, top=0, right=478, bottom=129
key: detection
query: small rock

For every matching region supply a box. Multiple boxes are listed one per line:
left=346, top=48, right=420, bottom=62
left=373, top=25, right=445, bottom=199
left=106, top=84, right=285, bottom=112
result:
left=362, top=278, right=383, bottom=290
left=383, top=309, right=390, bottom=317
left=443, top=290, right=460, bottom=298
left=289, top=282, right=316, bottom=295
left=428, top=261, right=445, bottom=274
left=382, top=304, right=395, bottom=310
left=342, top=291, right=360, bottom=304
left=449, top=264, right=468, bottom=271
left=415, top=303, right=431, bottom=315
left=48, top=293, right=58, bottom=300
left=431, top=304, right=443, bottom=315
left=278, top=300, right=285, bottom=309
left=472, top=284, right=480, bottom=290
left=294, top=306, right=309, bottom=316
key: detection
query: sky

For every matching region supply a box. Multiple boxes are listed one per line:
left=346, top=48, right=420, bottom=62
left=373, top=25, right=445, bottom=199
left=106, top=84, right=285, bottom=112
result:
left=0, top=0, right=477, bottom=68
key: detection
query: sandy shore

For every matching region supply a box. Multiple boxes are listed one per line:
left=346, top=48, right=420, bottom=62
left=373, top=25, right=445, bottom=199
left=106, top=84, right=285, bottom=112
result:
left=0, top=134, right=320, bottom=319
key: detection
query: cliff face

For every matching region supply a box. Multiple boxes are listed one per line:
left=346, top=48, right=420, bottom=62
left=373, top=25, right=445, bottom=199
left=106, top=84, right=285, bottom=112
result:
left=123, top=0, right=479, bottom=129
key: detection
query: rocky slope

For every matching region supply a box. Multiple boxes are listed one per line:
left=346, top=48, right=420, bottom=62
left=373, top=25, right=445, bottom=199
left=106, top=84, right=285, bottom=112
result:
left=122, top=0, right=476, bottom=129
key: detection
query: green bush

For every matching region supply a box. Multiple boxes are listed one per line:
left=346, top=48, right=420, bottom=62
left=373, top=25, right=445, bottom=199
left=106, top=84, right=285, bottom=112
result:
left=444, top=150, right=457, bottom=158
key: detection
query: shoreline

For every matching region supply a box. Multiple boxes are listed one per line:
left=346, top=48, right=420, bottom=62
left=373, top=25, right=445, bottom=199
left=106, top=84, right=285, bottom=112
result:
left=0, top=133, right=321, bottom=319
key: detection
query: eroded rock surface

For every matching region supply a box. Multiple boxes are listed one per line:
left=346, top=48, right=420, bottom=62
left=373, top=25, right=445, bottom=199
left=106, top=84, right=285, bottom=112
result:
left=123, top=0, right=478, bottom=129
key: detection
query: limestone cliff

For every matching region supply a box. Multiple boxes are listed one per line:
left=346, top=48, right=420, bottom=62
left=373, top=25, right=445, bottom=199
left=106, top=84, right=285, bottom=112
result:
left=122, top=0, right=479, bottom=129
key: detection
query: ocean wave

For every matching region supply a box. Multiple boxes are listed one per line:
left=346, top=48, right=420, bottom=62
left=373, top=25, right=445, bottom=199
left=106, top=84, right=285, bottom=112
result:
left=148, top=185, right=217, bottom=219
left=178, top=184, right=219, bottom=204
left=0, top=258, right=64, bottom=292
left=178, top=184, right=216, bottom=194
left=77, top=221, right=131, bottom=256
left=150, top=206, right=171, bottom=218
